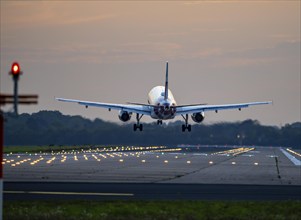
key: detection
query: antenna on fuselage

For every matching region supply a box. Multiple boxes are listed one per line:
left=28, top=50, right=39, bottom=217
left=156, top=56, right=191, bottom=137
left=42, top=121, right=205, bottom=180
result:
left=164, top=61, right=168, bottom=100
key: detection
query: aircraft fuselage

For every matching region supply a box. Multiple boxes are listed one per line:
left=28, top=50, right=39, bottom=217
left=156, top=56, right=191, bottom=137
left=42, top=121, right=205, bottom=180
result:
left=148, top=86, right=177, bottom=120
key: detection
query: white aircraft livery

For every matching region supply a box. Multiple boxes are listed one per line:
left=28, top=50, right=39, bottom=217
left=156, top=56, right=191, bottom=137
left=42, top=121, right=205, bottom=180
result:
left=56, top=62, right=272, bottom=132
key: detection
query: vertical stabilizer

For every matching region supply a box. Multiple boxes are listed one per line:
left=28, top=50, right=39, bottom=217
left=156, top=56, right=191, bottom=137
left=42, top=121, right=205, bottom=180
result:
left=164, top=61, right=168, bottom=100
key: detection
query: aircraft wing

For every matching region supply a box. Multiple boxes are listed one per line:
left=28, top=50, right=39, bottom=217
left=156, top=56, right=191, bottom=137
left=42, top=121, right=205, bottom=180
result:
left=56, top=98, right=152, bottom=115
left=175, top=101, right=272, bottom=115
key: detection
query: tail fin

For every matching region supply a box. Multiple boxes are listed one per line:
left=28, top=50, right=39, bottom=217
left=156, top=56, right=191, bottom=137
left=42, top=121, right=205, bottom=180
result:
left=164, top=61, right=168, bottom=100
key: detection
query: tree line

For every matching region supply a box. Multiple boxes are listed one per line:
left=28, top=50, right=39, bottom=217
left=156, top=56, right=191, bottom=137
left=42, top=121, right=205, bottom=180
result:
left=4, top=110, right=301, bottom=148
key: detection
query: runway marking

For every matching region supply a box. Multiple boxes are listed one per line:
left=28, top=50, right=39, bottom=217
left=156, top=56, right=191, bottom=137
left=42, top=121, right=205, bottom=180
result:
left=192, top=153, right=208, bottom=156
left=211, top=147, right=254, bottom=156
left=280, top=148, right=301, bottom=166
left=4, top=191, right=134, bottom=197
left=286, top=148, right=301, bottom=158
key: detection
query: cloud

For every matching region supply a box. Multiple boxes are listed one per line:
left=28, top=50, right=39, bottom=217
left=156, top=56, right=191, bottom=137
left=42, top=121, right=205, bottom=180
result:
left=215, top=41, right=300, bottom=68
left=4, top=41, right=298, bottom=67
left=1, top=41, right=183, bottom=64
left=269, top=34, right=297, bottom=41
left=220, top=57, right=277, bottom=68
left=1, top=2, right=116, bottom=29
left=149, top=32, right=189, bottom=37
left=191, top=48, right=223, bottom=59
left=192, top=28, right=234, bottom=33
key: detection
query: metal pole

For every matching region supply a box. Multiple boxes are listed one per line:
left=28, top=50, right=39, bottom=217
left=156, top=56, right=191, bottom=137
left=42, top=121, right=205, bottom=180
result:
left=13, top=77, right=18, bottom=115
left=0, top=111, right=3, bottom=220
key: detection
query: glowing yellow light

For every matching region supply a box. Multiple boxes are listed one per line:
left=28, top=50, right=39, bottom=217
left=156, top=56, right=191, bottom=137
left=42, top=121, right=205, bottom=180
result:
left=46, top=157, right=56, bottom=164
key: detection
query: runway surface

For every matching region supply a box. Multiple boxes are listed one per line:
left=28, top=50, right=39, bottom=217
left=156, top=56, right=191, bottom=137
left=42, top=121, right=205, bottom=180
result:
left=3, top=145, right=301, bottom=200
left=4, top=182, right=301, bottom=201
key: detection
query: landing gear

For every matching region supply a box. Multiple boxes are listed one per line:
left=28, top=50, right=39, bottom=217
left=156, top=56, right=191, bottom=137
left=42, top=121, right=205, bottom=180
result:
left=182, top=124, right=191, bottom=132
left=181, top=114, right=191, bottom=132
left=133, top=113, right=144, bottom=131
left=133, top=123, right=143, bottom=131
left=157, top=120, right=163, bottom=125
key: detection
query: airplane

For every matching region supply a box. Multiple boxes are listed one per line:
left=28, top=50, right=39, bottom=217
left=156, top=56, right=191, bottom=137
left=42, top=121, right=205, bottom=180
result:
left=56, top=62, right=272, bottom=132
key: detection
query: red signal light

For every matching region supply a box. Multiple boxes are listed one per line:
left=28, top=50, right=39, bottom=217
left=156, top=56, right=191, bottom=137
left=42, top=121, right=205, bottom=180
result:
left=11, top=62, right=20, bottom=75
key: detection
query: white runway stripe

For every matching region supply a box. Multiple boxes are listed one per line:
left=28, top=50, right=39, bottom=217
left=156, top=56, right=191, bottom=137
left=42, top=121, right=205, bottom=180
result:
left=4, top=191, right=134, bottom=196
left=280, top=148, right=301, bottom=166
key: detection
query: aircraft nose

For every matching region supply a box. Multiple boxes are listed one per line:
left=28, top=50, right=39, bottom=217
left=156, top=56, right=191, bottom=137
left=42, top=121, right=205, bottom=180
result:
left=164, top=103, right=170, bottom=110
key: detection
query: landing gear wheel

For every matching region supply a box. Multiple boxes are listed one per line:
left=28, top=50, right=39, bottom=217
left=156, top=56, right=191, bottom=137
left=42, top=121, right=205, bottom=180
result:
left=134, top=123, right=143, bottom=131
left=181, top=114, right=192, bottom=132
left=182, top=124, right=191, bottom=132
left=157, top=120, right=163, bottom=125
left=133, top=113, right=144, bottom=132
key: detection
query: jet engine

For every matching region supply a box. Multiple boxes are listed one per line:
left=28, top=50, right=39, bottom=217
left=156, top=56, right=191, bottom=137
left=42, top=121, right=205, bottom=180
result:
left=118, top=111, right=132, bottom=122
left=191, top=112, right=205, bottom=123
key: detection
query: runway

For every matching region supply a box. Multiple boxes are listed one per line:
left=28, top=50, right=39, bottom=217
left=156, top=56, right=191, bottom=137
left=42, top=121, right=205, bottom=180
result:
left=3, top=145, right=301, bottom=200
left=3, top=145, right=301, bottom=185
left=4, top=182, right=301, bottom=201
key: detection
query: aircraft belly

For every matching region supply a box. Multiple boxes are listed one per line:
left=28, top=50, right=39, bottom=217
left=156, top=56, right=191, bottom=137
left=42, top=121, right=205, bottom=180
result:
left=150, top=111, right=176, bottom=120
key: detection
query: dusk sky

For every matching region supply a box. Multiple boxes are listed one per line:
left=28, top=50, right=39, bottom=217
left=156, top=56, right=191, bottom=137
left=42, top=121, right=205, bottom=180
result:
left=1, top=1, right=300, bottom=126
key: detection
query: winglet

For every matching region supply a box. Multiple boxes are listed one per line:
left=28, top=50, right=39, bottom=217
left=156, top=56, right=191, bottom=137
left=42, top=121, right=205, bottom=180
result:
left=164, top=61, right=169, bottom=100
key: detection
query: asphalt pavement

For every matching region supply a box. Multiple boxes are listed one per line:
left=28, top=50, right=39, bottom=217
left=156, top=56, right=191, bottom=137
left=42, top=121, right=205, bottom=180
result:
left=3, top=146, right=301, bottom=200
left=4, top=181, right=301, bottom=201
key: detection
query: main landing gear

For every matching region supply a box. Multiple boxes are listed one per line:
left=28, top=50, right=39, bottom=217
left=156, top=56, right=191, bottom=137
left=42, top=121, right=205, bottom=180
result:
left=133, top=113, right=144, bottom=131
left=181, top=114, right=191, bottom=132
left=157, top=120, right=163, bottom=125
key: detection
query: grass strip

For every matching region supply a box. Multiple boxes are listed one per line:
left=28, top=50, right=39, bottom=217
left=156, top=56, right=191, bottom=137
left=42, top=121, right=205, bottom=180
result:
left=4, top=200, right=301, bottom=220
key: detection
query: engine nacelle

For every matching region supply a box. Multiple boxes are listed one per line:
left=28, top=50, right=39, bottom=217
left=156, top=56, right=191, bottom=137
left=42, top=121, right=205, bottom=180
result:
left=191, top=112, right=205, bottom=123
left=118, top=111, right=132, bottom=122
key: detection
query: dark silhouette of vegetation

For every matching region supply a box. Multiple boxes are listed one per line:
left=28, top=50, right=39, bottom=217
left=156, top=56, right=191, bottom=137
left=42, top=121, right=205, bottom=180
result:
left=4, top=111, right=300, bottom=148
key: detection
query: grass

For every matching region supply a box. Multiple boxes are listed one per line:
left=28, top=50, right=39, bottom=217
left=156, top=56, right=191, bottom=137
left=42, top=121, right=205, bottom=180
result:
left=4, top=200, right=301, bottom=220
